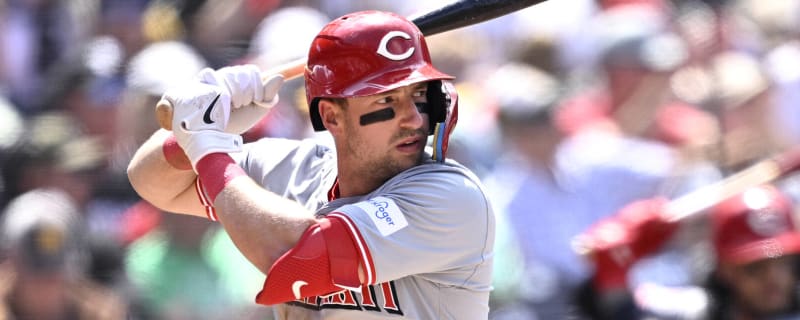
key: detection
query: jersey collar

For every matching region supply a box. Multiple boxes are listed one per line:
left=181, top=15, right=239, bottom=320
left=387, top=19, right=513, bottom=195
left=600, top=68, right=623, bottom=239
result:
left=327, top=178, right=340, bottom=201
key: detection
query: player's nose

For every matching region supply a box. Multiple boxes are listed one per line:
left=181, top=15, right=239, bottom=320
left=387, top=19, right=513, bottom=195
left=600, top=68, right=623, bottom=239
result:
left=397, top=97, right=424, bottom=130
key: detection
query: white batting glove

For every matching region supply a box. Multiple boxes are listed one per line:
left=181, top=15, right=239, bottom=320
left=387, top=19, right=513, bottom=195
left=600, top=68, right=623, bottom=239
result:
left=197, top=65, right=284, bottom=134
left=162, top=81, right=243, bottom=171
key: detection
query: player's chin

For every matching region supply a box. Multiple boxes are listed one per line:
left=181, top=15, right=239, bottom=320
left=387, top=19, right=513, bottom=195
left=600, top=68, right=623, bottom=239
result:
left=390, top=152, right=423, bottom=172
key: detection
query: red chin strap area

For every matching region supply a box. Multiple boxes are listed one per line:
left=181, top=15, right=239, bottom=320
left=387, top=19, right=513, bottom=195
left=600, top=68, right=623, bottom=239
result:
left=256, top=215, right=363, bottom=305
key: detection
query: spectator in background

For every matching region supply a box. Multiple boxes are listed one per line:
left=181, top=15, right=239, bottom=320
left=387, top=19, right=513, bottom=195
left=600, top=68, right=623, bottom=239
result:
left=482, top=60, right=689, bottom=319
left=764, top=38, right=800, bottom=147
left=706, top=184, right=800, bottom=320
left=39, top=41, right=126, bottom=152
left=481, top=62, right=574, bottom=319
left=0, top=0, right=92, bottom=113
left=556, top=2, right=697, bottom=143
left=553, top=0, right=722, bottom=208
left=753, top=0, right=800, bottom=147
left=179, top=0, right=281, bottom=67
left=95, top=0, right=148, bottom=59
left=1, top=111, right=106, bottom=208
left=546, top=6, right=728, bottom=311
left=556, top=1, right=721, bottom=174
left=27, top=38, right=138, bottom=244
left=705, top=51, right=790, bottom=173
left=668, top=0, right=796, bottom=172
left=124, top=211, right=269, bottom=319
left=0, top=188, right=127, bottom=319
left=0, top=110, right=138, bottom=303
left=246, top=6, right=330, bottom=71
left=579, top=184, right=800, bottom=319
left=0, top=95, right=25, bottom=208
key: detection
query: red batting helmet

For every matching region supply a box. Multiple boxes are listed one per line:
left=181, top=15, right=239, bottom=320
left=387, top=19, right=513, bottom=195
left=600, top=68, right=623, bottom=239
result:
left=712, top=185, right=800, bottom=265
left=304, top=11, right=458, bottom=161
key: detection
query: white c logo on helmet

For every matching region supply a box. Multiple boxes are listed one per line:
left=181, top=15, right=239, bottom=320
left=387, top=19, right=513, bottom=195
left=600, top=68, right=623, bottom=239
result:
left=377, top=31, right=415, bottom=61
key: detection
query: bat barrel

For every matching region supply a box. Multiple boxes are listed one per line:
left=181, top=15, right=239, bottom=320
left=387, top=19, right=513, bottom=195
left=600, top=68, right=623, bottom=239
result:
left=411, top=0, right=548, bottom=36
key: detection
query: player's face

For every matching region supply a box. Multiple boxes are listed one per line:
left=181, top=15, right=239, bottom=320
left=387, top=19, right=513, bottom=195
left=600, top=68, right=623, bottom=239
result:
left=341, top=82, right=430, bottom=180
left=718, top=255, right=797, bottom=317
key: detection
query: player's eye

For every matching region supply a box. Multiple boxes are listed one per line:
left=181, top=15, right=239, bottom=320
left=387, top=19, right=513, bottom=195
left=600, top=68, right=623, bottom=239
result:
left=413, top=89, right=427, bottom=105
left=376, top=96, right=394, bottom=105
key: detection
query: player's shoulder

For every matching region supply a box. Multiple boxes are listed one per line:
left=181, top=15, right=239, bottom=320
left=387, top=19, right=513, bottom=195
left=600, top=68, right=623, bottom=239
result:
left=243, top=137, right=331, bottom=155
left=402, top=158, right=481, bottom=185
left=381, top=160, right=489, bottom=209
left=232, top=138, right=336, bottom=187
left=238, top=137, right=333, bottom=163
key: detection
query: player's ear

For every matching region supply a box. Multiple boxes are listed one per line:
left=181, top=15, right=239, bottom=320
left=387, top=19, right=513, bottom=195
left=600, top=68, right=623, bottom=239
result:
left=319, top=99, right=342, bottom=132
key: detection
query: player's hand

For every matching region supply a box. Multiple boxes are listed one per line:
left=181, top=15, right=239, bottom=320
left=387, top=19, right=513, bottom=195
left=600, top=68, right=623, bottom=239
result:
left=162, top=81, right=242, bottom=170
left=197, top=65, right=284, bottom=134
left=581, top=197, right=677, bottom=291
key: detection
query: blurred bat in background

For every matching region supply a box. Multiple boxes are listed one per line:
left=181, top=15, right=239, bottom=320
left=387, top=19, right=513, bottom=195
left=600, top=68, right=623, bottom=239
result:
left=573, top=145, right=800, bottom=256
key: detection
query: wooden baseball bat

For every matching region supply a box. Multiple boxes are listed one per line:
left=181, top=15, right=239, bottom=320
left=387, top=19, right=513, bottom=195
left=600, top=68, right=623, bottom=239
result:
left=573, top=145, right=800, bottom=255
left=155, top=0, right=549, bottom=130
left=663, top=146, right=800, bottom=222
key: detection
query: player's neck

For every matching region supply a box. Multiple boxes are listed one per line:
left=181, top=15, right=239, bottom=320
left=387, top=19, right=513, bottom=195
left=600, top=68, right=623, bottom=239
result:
left=335, top=160, right=390, bottom=198
left=335, top=173, right=383, bottom=198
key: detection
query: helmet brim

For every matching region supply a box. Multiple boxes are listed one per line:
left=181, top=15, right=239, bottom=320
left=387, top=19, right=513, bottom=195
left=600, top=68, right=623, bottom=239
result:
left=717, top=232, right=800, bottom=266
left=345, top=64, right=454, bottom=97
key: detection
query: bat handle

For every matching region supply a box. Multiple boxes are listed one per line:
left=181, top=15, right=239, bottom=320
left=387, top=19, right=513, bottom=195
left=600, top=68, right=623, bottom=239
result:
left=155, top=57, right=307, bottom=131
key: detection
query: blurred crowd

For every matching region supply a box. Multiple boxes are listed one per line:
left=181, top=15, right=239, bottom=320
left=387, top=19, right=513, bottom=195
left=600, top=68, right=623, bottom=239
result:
left=0, top=0, right=798, bottom=319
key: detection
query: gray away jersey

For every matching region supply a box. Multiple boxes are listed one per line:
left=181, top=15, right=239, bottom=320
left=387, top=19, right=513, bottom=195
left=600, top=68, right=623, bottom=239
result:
left=232, top=138, right=495, bottom=319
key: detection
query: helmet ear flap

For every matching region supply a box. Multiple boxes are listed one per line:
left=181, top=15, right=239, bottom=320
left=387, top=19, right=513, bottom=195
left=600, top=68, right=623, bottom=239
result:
left=426, top=80, right=447, bottom=134
left=309, top=98, right=325, bottom=131
left=431, top=81, right=458, bottom=162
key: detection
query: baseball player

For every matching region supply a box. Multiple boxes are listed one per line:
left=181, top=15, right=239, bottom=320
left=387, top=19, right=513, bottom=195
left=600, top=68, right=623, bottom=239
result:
left=578, top=184, right=800, bottom=319
left=127, top=10, right=495, bottom=320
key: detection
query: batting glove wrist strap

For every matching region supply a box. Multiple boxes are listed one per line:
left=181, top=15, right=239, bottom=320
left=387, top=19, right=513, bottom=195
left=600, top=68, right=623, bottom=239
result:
left=195, top=153, right=247, bottom=211
left=179, top=130, right=243, bottom=172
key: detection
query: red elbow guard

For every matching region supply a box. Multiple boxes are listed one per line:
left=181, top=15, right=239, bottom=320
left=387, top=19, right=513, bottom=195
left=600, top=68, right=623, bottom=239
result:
left=256, top=215, right=364, bottom=305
